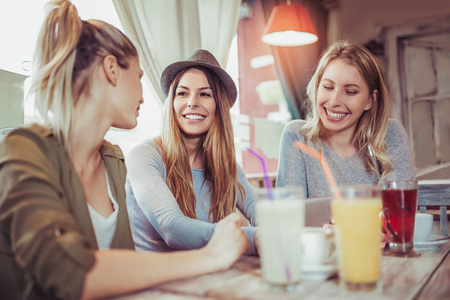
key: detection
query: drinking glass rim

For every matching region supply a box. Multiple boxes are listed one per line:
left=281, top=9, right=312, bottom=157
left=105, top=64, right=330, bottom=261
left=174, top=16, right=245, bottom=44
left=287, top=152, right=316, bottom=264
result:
left=381, top=180, right=417, bottom=190
left=255, top=186, right=305, bottom=199
left=337, top=184, right=381, bottom=191
left=335, top=185, right=381, bottom=200
left=381, top=180, right=417, bottom=184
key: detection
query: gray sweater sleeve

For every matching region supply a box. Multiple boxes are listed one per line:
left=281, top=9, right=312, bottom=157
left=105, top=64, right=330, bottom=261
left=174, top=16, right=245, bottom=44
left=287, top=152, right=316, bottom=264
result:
left=236, top=165, right=257, bottom=251
left=126, top=141, right=257, bottom=254
left=126, top=141, right=215, bottom=250
left=385, top=119, right=416, bottom=180
left=276, top=120, right=308, bottom=192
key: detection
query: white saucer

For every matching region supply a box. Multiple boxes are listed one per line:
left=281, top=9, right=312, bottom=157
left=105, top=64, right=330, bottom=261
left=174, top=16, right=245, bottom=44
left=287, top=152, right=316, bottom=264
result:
left=301, top=264, right=338, bottom=280
left=414, top=234, right=450, bottom=250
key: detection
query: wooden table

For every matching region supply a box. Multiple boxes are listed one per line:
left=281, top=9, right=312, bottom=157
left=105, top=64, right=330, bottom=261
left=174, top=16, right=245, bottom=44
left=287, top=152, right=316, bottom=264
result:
left=111, top=240, right=450, bottom=300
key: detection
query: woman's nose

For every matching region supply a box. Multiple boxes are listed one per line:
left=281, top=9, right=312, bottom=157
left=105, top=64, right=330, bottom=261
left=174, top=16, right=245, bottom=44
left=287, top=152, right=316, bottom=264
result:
left=187, top=95, right=199, bottom=108
left=328, top=91, right=342, bottom=107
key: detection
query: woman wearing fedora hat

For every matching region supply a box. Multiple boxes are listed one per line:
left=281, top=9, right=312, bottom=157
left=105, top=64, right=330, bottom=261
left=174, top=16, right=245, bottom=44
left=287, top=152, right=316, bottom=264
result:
left=126, top=49, right=258, bottom=254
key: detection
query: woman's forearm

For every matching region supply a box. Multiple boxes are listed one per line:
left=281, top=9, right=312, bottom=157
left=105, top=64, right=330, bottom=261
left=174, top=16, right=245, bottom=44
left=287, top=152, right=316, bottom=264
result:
left=81, top=248, right=216, bottom=300
left=81, top=212, right=248, bottom=300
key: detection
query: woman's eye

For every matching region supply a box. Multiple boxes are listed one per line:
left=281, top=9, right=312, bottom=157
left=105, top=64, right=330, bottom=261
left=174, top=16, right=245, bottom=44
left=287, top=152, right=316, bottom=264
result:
left=177, top=91, right=187, bottom=96
left=323, top=85, right=333, bottom=90
left=200, top=92, right=211, bottom=97
left=346, top=90, right=358, bottom=95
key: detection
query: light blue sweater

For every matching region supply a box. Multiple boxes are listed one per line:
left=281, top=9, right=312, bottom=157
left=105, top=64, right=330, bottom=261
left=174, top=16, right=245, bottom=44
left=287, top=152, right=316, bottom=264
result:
left=276, top=119, right=416, bottom=198
left=126, top=140, right=257, bottom=254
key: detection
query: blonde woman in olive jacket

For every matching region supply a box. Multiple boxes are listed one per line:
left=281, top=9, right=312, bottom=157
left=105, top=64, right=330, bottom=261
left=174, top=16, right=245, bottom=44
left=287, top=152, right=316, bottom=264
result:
left=0, top=1, right=248, bottom=300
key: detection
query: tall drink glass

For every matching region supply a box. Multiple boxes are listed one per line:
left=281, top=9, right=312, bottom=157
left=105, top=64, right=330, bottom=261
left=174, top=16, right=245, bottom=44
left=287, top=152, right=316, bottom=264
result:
left=331, top=185, right=382, bottom=291
left=256, top=187, right=305, bottom=291
left=381, top=180, right=419, bottom=257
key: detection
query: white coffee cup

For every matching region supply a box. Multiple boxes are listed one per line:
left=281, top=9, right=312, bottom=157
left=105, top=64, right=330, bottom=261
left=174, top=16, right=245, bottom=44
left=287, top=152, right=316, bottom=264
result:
left=300, top=227, right=335, bottom=266
left=414, top=213, right=433, bottom=243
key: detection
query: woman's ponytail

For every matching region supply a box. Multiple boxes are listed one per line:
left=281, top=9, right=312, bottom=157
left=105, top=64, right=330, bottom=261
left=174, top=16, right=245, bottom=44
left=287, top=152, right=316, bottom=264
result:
left=29, top=0, right=137, bottom=148
left=30, top=0, right=82, bottom=145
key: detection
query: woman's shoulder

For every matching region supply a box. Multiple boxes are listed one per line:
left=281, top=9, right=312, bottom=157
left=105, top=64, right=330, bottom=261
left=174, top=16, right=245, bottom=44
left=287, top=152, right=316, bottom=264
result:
left=284, top=120, right=306, bottom=131
left=284, top=119, right=306, bottom=132
left=129, top=138, right=161, bottom=155
left=0, top=124, right=61, bottom=170
left=386, top=118, right=407, bottom=138
left=5, top=123, right=53, bottom=140
left=236, top=163, right=246, bottom=177
left=1, top=124, right=56, bottom=152
left=127, top=138, right=164, bottom=166
left=387, top=118, right=404, bottom=129
left=101, top=140, right=125, bottom=161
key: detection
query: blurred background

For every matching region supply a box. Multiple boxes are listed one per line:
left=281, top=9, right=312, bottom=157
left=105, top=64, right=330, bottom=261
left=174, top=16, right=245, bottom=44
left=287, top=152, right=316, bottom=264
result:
left=1, top=0, right=449, bottom=181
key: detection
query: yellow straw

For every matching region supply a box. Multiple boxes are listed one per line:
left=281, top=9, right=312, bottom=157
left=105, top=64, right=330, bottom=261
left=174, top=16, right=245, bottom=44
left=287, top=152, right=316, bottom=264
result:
left=294, top=141, right=343, bottom=201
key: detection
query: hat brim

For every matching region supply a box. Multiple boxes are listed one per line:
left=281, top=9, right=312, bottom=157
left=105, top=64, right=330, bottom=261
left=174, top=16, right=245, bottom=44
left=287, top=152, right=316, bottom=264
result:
left=160, top=61, right=237, bottom=106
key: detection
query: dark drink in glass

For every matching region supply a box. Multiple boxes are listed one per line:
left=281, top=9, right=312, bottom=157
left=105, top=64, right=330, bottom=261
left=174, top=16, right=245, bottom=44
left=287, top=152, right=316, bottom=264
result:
left=381, top=180, right=419, bottom=257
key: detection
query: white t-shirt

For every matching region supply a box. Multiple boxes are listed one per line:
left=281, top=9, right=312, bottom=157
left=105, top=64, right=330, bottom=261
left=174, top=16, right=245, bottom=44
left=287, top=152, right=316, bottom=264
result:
left=88, top=172, right=118, bottom=249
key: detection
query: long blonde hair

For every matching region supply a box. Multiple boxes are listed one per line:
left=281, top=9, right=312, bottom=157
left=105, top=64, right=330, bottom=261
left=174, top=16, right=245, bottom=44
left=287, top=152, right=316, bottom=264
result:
left=30, top=0, right=137, bottom=147
left=155, top=67, right=245, bottom=222
left=302, top=40, right=392, bottom=179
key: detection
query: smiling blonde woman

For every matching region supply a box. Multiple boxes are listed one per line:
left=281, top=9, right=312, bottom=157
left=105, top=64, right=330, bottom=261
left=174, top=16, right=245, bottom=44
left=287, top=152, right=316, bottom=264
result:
left=276, top=41, right=416, bottom=198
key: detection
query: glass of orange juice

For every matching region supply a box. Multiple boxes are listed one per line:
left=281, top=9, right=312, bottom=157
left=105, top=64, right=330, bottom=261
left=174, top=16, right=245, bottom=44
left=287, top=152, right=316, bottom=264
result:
left=331, top=185, right=382, bottom=291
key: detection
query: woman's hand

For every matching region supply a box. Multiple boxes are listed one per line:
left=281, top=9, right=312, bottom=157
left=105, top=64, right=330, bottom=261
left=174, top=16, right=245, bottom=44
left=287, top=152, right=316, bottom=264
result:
left=204, top=212, right=249, bottom=270
left=254, top=230, right=259, bottom=255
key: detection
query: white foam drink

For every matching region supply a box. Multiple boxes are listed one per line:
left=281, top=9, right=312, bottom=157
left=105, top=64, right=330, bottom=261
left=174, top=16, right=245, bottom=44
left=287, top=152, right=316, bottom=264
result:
left=256, top=187, right=305, bottom=291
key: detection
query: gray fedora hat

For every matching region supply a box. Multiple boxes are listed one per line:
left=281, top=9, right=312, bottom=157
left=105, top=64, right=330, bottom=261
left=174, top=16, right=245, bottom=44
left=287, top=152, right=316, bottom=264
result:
left=160, top=49, right=237, bottom=106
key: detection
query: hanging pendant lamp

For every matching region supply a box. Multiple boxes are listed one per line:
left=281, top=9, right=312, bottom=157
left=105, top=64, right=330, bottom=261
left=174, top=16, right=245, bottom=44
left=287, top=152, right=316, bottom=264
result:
left=262, top=1, right=318, bottom=47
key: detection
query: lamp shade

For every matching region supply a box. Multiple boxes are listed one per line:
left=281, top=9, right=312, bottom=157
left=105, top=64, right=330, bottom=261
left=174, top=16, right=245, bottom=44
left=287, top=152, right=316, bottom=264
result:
left=262, top=5, right=318, bottom=47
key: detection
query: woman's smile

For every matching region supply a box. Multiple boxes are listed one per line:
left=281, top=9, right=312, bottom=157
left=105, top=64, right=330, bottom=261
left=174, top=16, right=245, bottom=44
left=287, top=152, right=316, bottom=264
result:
left=324, top=107, right=348, bottom=121
left=183, top=113, right=206, bottom=121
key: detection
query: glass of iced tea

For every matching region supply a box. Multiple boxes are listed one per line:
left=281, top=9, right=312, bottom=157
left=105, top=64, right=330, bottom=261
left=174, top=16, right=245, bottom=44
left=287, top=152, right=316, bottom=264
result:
left=381, top=180, right=420, bottom=257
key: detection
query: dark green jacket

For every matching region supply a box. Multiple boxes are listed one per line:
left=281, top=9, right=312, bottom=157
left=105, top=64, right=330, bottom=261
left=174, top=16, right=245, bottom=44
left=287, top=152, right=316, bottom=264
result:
left=0, top=124, right=134, bottom=300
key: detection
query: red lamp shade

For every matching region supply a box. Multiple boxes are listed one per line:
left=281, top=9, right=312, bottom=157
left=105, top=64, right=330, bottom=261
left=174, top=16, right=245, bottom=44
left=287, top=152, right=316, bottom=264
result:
left=262, top=5, right=318, bottom=47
